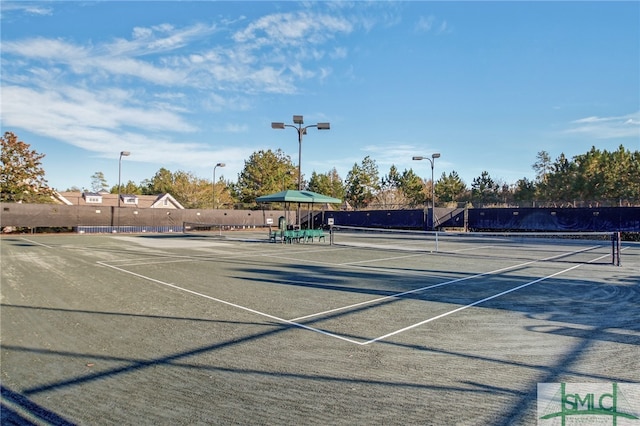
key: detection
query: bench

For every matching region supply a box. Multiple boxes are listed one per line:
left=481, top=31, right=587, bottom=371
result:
left=303, top=229, right=325, bottom=243
left=283, top=229, right=303, bottom=243
left=277, top=229, right=326, bottom=243
left=269, top=230, right=282, bottom=243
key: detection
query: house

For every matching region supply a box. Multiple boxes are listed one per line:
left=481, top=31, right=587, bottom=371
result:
left=54, top=191, right=185, bottom=209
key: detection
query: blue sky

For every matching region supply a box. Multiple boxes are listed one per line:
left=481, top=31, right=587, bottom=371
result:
left=2, top=1, right=639, bottom=192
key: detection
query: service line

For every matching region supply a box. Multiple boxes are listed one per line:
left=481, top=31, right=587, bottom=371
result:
left=97, top=261, right=365, bottom=345
left=288, top=244, right=601, bottom=323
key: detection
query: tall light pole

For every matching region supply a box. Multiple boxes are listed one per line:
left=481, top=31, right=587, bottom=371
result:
left=413, top=153, right=441, bottom=230
left=272, top=115, right=330, bottom=227
left=271, top=115, right=330, bottom=191
left=213, top=162, right=225, bottom=209
left=118, top=151, right=130, bottom=208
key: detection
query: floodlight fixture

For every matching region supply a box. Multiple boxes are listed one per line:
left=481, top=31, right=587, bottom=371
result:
left=293, top=115, right=304, bottom=124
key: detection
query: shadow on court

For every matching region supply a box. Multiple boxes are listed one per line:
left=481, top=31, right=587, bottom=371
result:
left=1, top=384, right=76, bottom=426
left=2, top=300, right=635, bottom=425
left=1, top=234, right=638, bottom=424
left=231, top=260, right=640, bottom=334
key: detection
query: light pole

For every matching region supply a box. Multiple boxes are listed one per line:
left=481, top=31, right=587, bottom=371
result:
left=213, top=162, right=225, bottom=209
left=413, top=153, right=441, bottom=230
left=282, top=170, right=295, bottom=227
left=272, top=115, right=330, bottom=226
left=118, top=151, right=130, bottom=208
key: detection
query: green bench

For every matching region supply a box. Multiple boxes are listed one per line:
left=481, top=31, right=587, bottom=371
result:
left=278, top=229, right=326, bottom=243
left=269, top=230, right=282, bottom=243
left=283, top=229, right=303, bottom=243
left=303, top=229, right=326, bottom=242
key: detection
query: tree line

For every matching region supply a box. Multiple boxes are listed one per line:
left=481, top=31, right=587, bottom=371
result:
left=2, top=131, right=638, bottom=209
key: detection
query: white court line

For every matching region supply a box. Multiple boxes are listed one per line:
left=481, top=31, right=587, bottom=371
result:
left=269, top=249, right=429, bottom=268
left=97, top=242, right=614, bottom=346
left=96, top=261, right=364, bottom=345
left=98, top=246, right=340, bottom=268
left=361, top=251, right=614, bottom=345
left=19, top=237, right=53, bottom=248
left=288, top=244, right=601, bottom=322
left=452, top=245, right=495, bottom=253
left=340, top=252, right=428, bottom=265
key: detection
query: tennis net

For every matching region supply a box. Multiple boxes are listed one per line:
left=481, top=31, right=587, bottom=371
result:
left=182, top=222, right=272, bottom=237
left=328, top=225, right=622, bottom=265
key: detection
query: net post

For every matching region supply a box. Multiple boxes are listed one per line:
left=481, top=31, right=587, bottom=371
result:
left=611, top=232, right=621, bottom=266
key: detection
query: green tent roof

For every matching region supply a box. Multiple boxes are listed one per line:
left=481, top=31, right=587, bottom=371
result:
left=256, top=190, right=341, bottom=204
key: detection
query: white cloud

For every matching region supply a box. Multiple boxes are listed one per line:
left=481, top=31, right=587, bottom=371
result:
left=361, top=144, right=436, bottom=169
left=2, top=38, right=89, bottom=60
left=415, top=16, right=435, bottom=32
left=2, top=85, right=196, bottom=138
left=414, top=15, right=450, bottom=35
left=1, top=82, right=256, bottom=178
left=437, top=21, right=450, bottom=35
left=222, top=123, right=249, bottom=133
left=189, top=54, right=205, bottom=64
left=233, top=12, right=352, bottom=46
left=2, top=37, right=188, bottom=85
left=132, top=27, right=154, bottom=39
left=331, top=46, right=348, bottom=59
left=288, top=62, right=315, bottom=79
left=566, top=112, right=640, bottom=139
left=24, top=5, right=53, bottom=16
left=107, top=22, right=215, bottom=56
left=98, top=56, right=188, bottom=85
left=0, top=7, right=372, bottom=186
left=1, top=3, right=53, bottom=17
left=2, top=9, right=358, bottom=96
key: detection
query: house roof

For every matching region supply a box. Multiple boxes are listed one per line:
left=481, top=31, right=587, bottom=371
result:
left=54, top=192, right=185, bottom=209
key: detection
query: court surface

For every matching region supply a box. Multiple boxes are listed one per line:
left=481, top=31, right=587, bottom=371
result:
left=1, top=230, right=639, bottom=425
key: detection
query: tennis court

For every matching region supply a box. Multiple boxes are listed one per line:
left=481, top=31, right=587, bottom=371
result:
left=1, top=229, right=639, bottom=425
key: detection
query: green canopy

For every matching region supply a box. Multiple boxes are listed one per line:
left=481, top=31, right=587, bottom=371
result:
left=256, top=190, right=341, bottom=204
